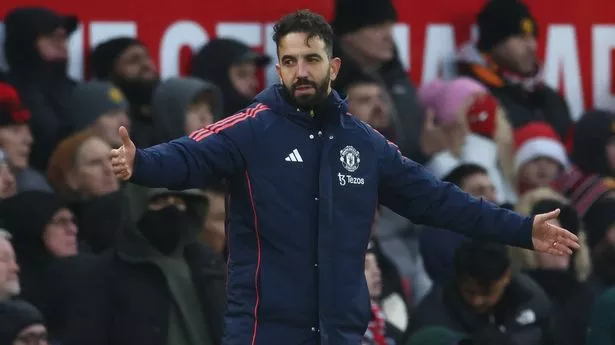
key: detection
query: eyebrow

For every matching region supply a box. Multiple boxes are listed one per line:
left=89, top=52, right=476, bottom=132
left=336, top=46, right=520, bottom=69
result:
left=281, top=53, right=324, bottom=61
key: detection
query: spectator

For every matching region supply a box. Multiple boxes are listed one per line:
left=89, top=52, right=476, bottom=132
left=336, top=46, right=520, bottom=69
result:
left=584, top=197, right=615, bottom=295
left=513, top=122, right=569, bottom=195
left=0, top=299, right=49, bottom=345
left=553, top=110, right=615, bottom=222
left=512, top=188, right=593, bottom=345
left=362, top=240, right=409, bottom=345
left=456, top=0, right=573, bottom=143
left=47, top=130, right=118, bottom=200
left=419, top=164, right=498, bottom=284
left=191, top=38, right=271, bottom=118
left=0, top=149, right=17, bottom=199
left=0, top=191, right=78, bottom=316
left=417, top=77, right=515, bottom=203
left=152, top=77, right=223, bottom=142
left=332, top=0, right=427, bottom=164
left=201, top=183, right=227, bottom=254
left=3, top=7, right=79, bottom=172
left=0, top=230, right=20, bottom=301
left=69, top=81, right=131, bottom=148
left=587, top=286, right=615, bottom=345
left=63, top=188, right=226, bottom=345
left=343, top=72, right=392, bottom=134
left=0, top=83, right=52, bottom=193
left=91, top=37, right=159, bottom=148
left=409, top=240, right=552, bottom=345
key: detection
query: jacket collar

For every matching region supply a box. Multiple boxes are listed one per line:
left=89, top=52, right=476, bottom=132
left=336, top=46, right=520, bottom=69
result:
left=254, top=84, right=349, bottom=129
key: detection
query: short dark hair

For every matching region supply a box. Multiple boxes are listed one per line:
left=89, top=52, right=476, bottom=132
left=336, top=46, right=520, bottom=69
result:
left=443, top=163, right=488, bottom=187
left=454, top=240, right=510, bottom=287
left=272, top=9, right=335, bottom=57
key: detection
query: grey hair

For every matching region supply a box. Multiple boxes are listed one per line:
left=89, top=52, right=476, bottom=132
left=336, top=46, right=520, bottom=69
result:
left=0, top=229, right=11, bottom=241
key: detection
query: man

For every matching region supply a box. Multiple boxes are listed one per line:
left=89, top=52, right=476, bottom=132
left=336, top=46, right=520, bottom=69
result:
left=0, top=299, right=49, bottom=345
left=0, top=230, right=20, bottom=300
left=111, top=10, right=579, bottom=345
left=409, top=241, right=553, bottom=345
left=191, top=38, right=271, bottom=118
left=91, top=37, right=159, bottom=148
left=420, top=164, right=499, bottom=284
left=69, top=81, right=131, bottom=148
left=456, top=0, right=572, bottom=143
left=3, top=7, right=79, bottom=171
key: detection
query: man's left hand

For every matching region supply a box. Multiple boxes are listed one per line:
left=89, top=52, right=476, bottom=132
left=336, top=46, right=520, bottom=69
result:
left=532, top=209, right=581, bottom=255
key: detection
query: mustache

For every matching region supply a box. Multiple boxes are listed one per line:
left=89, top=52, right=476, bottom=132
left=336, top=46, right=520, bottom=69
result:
left=292, top=78, right=318, bottom=91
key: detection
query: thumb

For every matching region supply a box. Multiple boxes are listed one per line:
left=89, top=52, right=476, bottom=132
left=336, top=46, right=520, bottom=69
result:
left=539, top=208, right=561, bottom=222
left=119, top=126, right=132, bottom=147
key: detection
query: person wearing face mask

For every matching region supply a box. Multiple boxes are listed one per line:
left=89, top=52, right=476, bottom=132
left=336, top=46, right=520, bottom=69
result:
left=2, top=7, right=79, bottom=172
left=63, top=188, right=226, bottom=345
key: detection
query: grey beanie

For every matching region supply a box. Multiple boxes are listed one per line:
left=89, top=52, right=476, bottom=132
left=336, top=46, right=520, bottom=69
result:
left=70, top=80, right=129, bottom=131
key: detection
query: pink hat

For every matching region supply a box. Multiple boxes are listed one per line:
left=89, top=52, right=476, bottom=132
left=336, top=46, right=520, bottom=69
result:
left=418, top=77, right=488, bottom=125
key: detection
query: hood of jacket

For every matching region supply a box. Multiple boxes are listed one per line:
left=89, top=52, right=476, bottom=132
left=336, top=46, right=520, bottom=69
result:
left=572, top=109, right=615, bottom=176
left=152, top=77, right=223, bottom=142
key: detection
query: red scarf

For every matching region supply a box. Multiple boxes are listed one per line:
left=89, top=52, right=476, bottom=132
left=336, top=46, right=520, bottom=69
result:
left=366, top=301, right=387, bottom=345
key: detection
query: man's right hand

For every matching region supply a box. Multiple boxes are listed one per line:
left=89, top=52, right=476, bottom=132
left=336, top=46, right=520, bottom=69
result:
left=110, top=126, right=136, bottom=181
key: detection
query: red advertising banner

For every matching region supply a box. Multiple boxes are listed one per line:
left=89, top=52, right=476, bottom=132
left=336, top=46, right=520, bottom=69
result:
left=1, top=0, right=614, bottom=119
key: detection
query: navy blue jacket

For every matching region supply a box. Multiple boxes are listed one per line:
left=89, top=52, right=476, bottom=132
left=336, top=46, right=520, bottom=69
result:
left=131, top=85, right=534, bottom=345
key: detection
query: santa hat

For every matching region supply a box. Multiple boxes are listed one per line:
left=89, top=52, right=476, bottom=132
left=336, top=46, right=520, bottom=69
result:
left=514, top=122, right=569, bottom=172
left=417, top=77, right=488, bottom=125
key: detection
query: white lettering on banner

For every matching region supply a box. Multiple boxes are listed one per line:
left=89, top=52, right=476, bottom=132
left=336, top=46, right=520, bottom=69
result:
left=1, top=20, right=613, bottom=116
left=338, top=172, right=365, bottom=186
left=67, top=25, right=84, bottom=80
left=543, top=25, right=584, bottom=120
left=159, top=21, right=208, bottom=78
left=421, top=24, right=456, bottom=82
left=593, top=25, right=615, bottom=110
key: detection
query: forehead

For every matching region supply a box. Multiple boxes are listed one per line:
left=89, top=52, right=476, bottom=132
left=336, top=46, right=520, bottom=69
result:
left=348, top=83, right=381, bottom=96
left=278, top=32, right=327, bottom=58
left=462, top=172, right=491, bottom=186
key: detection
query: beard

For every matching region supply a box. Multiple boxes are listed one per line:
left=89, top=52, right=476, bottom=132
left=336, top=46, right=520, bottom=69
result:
left=0, top=278, right=20, bottom=298
left=284, top=72, right=330, bottom=109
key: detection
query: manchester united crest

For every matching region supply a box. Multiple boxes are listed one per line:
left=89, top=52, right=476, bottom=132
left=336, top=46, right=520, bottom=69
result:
left=340, top=145, right=360, bottom=172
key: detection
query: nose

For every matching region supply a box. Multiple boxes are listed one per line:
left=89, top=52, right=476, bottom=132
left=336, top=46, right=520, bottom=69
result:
left=526, top=36, right=538, bottom=53
left=65, top=222, right=78, bottom=236
left=296, top=60, right=309, bottom=78
left=10, top=259, right=19, bottom=273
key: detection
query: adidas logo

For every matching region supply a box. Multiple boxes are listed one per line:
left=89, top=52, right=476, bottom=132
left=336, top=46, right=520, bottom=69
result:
left=285, top=149, right=303, bottom=162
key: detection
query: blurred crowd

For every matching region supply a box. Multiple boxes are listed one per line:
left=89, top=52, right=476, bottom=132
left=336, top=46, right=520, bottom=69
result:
left=0, top=0, right=614, bottom=344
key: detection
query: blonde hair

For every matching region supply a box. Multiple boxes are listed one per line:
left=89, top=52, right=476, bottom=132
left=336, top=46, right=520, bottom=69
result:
left=510, top=187, right=592, bottom=281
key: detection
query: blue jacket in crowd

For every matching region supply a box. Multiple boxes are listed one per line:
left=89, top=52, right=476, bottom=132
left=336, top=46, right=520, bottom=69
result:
left=130, top=84, right=534, bottom=345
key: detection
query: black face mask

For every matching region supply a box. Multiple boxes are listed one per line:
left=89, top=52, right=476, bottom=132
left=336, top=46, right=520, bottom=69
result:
left=137, top=206, right=189, bottom=255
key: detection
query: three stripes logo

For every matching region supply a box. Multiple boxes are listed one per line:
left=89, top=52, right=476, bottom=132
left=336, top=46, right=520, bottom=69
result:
left=188, top=103, right=269, bottom=142
left=285, top=149, right=303, bottom=162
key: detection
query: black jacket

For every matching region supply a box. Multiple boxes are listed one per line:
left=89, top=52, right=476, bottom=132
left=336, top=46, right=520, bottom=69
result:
left=62, top=230, right=226, bottom=345
left=409, top=274, right=553, bottom=345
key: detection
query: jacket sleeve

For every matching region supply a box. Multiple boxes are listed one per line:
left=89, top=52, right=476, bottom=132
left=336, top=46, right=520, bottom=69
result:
left=130, top=123, right=246, bottom=190
left=375, top=132, right=534, bottom=249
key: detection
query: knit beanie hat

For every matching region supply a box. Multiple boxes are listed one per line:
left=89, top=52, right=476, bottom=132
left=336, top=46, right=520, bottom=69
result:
left=70, top=81, right=128, bottom=131
left=0, top=82, right=30, bottom=127
left=91, top=37, right=144, bottom=79
left=407, top=326, right=466, bottom=345
left=0, top=299, right=45, bottom=345
left=514, top=122, right=569, bottom=173
left=331, top=0, right=397, bottom=36
left=572, top=109, right=615, bottom=176
left=417, top=77, right=488, bottom=126
left=584, top=198, right=615, bottom=249
left=477, top=0, right=537, bottom=52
